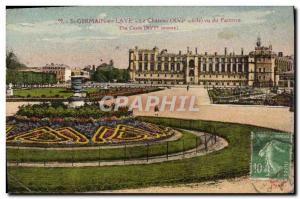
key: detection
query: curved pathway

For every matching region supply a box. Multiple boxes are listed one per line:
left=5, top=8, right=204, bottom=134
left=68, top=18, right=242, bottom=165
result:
left=7, top=130, right=228, bottom=168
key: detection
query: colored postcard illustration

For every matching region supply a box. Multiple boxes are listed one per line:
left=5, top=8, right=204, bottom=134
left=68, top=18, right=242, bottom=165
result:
left=6, top=6, right=295, bottom=194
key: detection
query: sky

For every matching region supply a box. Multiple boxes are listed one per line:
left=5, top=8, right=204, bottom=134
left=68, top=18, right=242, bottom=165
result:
left=6, top=6, right=294, bottom=69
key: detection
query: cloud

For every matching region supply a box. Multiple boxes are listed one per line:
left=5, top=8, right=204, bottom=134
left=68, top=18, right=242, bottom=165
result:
left=217, top=30, right=239, bottom=40
left=7, top=8, right=276, bottom=41
left=39, top=35, right=117, bottom=43
left=7, top=20, right=82, bottom=35
left=98, top=13, right=107, bottom=18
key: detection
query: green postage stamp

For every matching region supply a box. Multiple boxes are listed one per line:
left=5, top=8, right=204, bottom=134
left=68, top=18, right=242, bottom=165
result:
left=251, top=131, right=292, bottom=180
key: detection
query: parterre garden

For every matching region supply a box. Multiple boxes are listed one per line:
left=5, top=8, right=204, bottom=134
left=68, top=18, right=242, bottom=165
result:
left=6, top=119, right=175, bottom=147
left=7, top=117, right=288, bottom=193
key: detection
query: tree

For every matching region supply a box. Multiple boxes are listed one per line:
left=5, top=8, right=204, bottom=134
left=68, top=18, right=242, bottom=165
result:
left=6, top=50, right=27, bottom=70
left=91, top=60, right=130, bottom=83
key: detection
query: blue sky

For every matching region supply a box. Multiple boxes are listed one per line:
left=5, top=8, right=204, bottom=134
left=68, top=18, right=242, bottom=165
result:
left=6, top=6, right=294, bottom=68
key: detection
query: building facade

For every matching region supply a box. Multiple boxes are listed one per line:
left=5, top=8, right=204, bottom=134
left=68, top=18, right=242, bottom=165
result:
left=42, top=63, right=72, bottom=82
left=128, top=38, right=294, bottom=88
left=71, top=67, right=90, bottom=80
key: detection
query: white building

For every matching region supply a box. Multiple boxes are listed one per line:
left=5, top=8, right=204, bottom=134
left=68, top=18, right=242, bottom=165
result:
left=42, top=63, right=72, bottom=82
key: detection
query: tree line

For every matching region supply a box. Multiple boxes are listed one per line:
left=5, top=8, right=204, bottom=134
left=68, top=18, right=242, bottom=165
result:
left=6, top=50, right=57, bottom=85
left=91, top=60, right=130, bottom=83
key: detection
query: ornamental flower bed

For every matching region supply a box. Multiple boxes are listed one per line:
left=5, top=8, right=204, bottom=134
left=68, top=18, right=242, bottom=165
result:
left=6, top=119, right=175, bottom=147
left=92, top=122, right=175, bottom=144
left=7, top=126, right=89, bottom=145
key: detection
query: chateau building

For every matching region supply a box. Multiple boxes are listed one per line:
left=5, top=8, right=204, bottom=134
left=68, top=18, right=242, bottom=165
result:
left=128, top=38, right=294, bottom=88
left=42, top=63, right=72, bottom=83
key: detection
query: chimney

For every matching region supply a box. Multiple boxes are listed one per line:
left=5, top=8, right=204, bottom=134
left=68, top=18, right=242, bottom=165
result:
left=224, top=47, right=227, bottom=56
left=179, top=50, right=181, bottom=55
left=195, top=47, right=198, bottom=54
left=278, top=52, right=283, bottom=57
left=241, top=48, right=244, bottom=55
left=214, top=52, right=217, bottom=56
left=187, top=47, right=189, bottom=53
left=205, top=52, right=208, bottom=56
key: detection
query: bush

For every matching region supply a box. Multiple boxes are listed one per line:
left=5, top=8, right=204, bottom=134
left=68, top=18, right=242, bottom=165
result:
left=16, top=103, right=131, bottom=119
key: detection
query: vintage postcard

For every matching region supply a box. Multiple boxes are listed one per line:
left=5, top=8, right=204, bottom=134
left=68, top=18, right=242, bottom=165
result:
left=6, top=6, right=295, bottom=194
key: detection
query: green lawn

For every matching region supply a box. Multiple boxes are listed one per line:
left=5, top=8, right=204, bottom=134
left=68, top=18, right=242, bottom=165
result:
left=13, top=88, right=99, bottom=98
left=7, top=117, right=287, bottom=193
left=7, top=130, right=198, bottom=163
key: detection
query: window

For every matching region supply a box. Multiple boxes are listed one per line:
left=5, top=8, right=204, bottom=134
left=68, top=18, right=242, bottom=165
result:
left=209, top=64, right=213, bottom=72
left=215, top=64, right=219, bottom=72
left=139, top=54, right=142, bottom=60
left=151, top=54, right=155, bottom=61
left=203, top=64, right=207, bottom=72
left=171, top=63, right=175, bottom=71
left=150, top=63, right=154, bottom=71
left=221, top=64, right=225, bottom=72
left=238, top=64, right=242, bottom=72
left=164, top=63, right=168, bottom=71
left=158, top=63, right=161, bottom=71
left=144, top=63, right=148, bottom=71
left=244, top=64, right=248, bottom=72
left=176, top=63, right=181, bottom=71
left=144, top=54, right=148, bottom=60
left=138, top=63, right=142, bottom=71
left=227, top=64, right=231, bottom=72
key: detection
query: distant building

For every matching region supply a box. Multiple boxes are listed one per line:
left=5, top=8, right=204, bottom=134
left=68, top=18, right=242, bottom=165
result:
left=71, top=67, right=90, bottom=80
left=71, top=67, right=82, bottom=76
left=41, top=63, right=71, bottom=82
left=275, top=54, right=294, bottom=90
left=128, top=38, right=294, bottom=89
left=83, top=65, right=96, bottom=73
left=17, top=67, right=41, bottom=72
